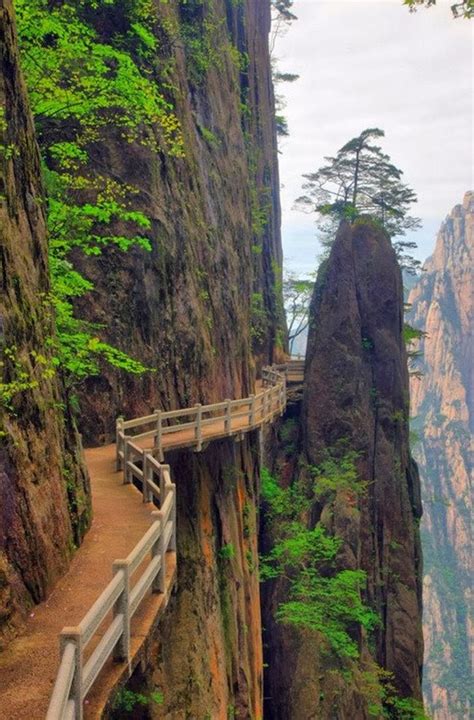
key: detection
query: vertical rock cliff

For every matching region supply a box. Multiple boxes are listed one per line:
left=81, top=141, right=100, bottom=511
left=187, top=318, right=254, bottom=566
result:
left=40, top=1, right=281, bottom=715
left=408, top=192, right=473, bottom=720
left=263, top=221, right=423, bottom=719
left=0, top=0, right=89, bottom=640
left=68, top=0, right=285, bottom=444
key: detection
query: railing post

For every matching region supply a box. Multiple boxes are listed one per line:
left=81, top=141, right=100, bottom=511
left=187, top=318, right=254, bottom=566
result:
left=112, top=560, right=130, bottom=662
left=282, top=374, right=287, bottom=414
left=60, top=628, right=83, bottom=720
left=249, top=394, right=256, bottom=426
left=195, top=403, right=202, bottom=451
left=116, top=416, right=124, bottom=471
left=159, top=464, right=170, bottom=500
left=169, top=484, right=177, bottom=552
left=151, top=510, right=166, bottom=593
left=143, top=453, right=151, bottom=503
left=123, top=440, right=131, bottom=485
left=225, top=399, right=232, bottom=435
left=154, top=408, right=163, bottom=463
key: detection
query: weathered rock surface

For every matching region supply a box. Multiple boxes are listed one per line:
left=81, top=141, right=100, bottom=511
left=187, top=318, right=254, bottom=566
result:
left=61, top=1, right=282, bottom=715
left=0, top=1, right=89, bottom=640
left=408, top=192, right=473, bottom=720
left=72, top=0, right=285, bottom=445
left=263, top=222, right=423, bottom=718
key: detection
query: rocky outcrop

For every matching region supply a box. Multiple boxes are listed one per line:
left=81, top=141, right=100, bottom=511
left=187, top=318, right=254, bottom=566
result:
left=263, top=221, right=423, bottom=718
left=0, top=1, right=89, bottom=640
left=124, top=438, right=263, bottom=719
left=408, top=192, right=473, bottom=720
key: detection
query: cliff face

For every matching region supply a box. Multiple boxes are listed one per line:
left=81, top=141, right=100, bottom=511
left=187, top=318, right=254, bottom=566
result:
left=408, top=192, right=473, bottom=720
left=71, top=0, right=285, bottom=445
left=63, top=1, right=280, bottom=715
left=0, top=1, right=89, bottom=640
left=263, top=222, right=423, bottom=719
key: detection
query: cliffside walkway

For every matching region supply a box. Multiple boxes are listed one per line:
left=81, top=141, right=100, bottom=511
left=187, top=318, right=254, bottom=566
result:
left=0, top=361, right=304, bottom=720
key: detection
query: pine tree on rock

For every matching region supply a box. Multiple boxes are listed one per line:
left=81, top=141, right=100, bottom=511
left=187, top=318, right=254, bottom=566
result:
left=296, top=128, right=422, bottom=272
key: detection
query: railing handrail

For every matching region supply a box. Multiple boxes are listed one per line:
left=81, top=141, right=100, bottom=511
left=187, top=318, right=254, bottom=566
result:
left=46, top=449, right=176, bottom=720
left=116, top=366, right=287, bottom=466
left=48, top=365, right=293, bottom=719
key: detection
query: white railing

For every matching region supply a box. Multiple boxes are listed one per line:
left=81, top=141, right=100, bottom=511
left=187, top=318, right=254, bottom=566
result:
left=46, top=365, right=296, bottom=719
left=46, top=453, right=176, bottom=720
left=116, top=366, right=287, bottom=466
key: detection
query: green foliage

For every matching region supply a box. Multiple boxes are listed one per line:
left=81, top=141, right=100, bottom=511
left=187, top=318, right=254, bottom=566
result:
left=283, top=272, right=313, bottom=353
left=277, top=567, right=378, bottom=659
left=403, top=0, right=473, bottom=19
left=16, top=0, right=184, bottom=387
left=198, top=124, right=220, bottom=147
left=219, top=543, right=235, bottom=560
left=260, top=459, right=378, bottom=660
left=361, top=665, right=431, bottom=719
left=250, top=292, right=268, bottom=344
left=1, top=346, right=45, bottom=410
left=179, top=1, right=240, bottom=84
left=112, top=686, right=164, bottom=713
left=311, top=449, right=366, bottom=503
left=112, top=688, right=149, bottom=712
left=295, top=128, right=422, bottom=272
left=403, top=321, right=426, bottom=378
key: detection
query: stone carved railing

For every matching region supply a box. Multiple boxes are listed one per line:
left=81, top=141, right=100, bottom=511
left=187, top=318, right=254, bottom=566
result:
left=116, top=366, right=287, bottom=467
left=46, top=365, right=295, bottom=719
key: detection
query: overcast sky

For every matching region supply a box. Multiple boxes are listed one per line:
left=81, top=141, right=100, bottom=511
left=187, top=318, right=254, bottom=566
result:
left=274, top=0, right=473, bottom=276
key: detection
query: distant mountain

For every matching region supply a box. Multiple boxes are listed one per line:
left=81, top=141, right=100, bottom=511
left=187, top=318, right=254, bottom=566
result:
left=408, top=192, right=473, bottom=719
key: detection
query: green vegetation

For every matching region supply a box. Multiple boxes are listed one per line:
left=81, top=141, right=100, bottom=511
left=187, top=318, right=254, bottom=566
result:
left=260, top=461, right=378, bottom=660
left=219, top=543, right=236, bottom=560
left=283, top=272, right=313, bottom=354
left=404, top=0, right=473, bottom=19
left=311, top=449, right=367, bottom=503
left=0, top=346, right=55, bottom=411
left=295, top=128, right=421, bottom=272
left=15, top=0, right=184, bottom=389
left=250, top=292, right=269, bottom=343
left=361, top=665, right=431, bottom=719
left=112, top=686, right=164, bottom=713
left=403, top=320, right=427, bottom=378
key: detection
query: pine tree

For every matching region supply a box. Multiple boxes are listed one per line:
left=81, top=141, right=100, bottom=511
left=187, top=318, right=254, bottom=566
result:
left=295, top=128, right=422, bottom=272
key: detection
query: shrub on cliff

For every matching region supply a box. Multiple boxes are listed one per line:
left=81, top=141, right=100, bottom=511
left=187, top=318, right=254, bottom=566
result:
left=260, top=463, right=378, bottom=660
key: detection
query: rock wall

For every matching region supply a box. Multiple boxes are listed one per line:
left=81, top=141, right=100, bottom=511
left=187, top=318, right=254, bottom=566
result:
left=263, top=221, right=423, bottom=719
left=71, top=0, right=285, bottom=444
left=408, top=192, right=473, bottom=720
left=62, top=1, right=282, bottom=715
left=0, top=0, right=89, bottom=640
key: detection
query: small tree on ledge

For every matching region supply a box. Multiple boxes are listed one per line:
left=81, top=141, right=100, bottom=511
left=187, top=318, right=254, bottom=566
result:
left=295, top=128, right=422, bottom=273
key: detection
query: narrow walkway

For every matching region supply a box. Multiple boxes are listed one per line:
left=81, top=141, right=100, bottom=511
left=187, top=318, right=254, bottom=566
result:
left=0, top=363, right=303, bottom=718
left=0, top=445, right=162, bottom=719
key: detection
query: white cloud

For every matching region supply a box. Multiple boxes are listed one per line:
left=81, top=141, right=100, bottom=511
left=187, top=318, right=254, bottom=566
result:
left=275, top=0, right=473, bottom=272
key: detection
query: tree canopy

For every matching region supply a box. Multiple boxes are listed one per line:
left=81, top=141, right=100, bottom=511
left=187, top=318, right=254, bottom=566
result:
left=283, top=273, right=313, bottom=354
left=404, top=0, right=473, bottom=19
left=295, top=128, right=422, bottom=272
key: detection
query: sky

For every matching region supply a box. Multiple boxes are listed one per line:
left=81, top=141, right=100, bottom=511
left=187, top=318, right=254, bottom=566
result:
left=274, top=0, right=473, bottom=277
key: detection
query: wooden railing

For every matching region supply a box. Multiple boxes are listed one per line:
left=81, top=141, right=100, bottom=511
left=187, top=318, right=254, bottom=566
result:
left=46, top=453, right=176, bottom=720
left=46, top=366, right=291, bottom=719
